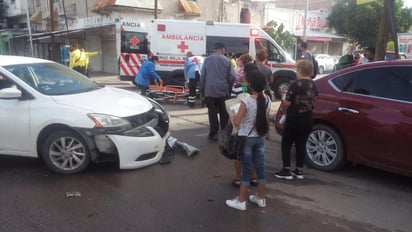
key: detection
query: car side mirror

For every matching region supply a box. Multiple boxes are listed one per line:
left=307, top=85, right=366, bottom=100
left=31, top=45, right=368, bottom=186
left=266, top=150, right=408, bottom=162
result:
left=0, top=87, right=22, bottom=99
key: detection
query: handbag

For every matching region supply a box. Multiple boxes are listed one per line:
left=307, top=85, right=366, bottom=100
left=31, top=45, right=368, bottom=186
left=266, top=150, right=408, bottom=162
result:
left=218, top=124, right=254, bottom=160
left=218, top=124, right=238, bottom=160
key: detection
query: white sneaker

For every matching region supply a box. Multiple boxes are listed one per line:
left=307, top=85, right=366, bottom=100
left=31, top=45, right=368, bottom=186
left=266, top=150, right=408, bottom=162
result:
left=249, top=194, right=266, bottom=208
left=225, top=197, right=246, bottom=211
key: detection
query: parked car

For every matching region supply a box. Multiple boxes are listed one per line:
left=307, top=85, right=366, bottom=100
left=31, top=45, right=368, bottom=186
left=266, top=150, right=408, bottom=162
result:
left=0, top=55, right=170, bottom=174
left=314, top=54, right=335, bottom=74
left=384, top=51, right=407, bottom=61
left=334, top=54, right=357, bottom=71
left=275, top=60, right=412, bottom=177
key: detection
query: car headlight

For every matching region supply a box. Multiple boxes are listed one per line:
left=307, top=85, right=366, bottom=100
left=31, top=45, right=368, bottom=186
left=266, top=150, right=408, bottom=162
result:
left=87, top=113, right=131, bottom=129
left=147, top=97, right=169, bottom=123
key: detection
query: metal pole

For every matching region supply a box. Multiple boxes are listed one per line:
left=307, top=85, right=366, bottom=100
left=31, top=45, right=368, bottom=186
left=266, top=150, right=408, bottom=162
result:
left=25, top=0, right=34, bottom=56
left=303, top=0, right=309, bottom=42
left=154, top=0, right=158, bottom=19
left=49, top=0, right=55, bottom=61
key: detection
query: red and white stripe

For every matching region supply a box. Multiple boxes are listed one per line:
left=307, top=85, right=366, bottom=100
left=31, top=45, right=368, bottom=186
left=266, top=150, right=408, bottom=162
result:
left=119, top=53, right=145, bottom=77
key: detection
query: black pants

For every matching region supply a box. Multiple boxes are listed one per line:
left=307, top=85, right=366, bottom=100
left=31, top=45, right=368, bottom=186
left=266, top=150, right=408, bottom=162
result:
left=136, top=84, right=148, bottom=96
left=188, top=71, right=200, bottom=107
left=281, top=112, right=313, bottom=169
left=205, top=96, right=229, bottom=137
left=73, top=66, right=86, bottom=76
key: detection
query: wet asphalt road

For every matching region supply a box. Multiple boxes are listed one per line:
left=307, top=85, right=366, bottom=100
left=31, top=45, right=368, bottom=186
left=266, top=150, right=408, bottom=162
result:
left=0, top=75, right=411, bottom=232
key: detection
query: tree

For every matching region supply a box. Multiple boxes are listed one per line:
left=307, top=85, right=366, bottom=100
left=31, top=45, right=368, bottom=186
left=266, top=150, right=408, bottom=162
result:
left=328, top=0, right=412, bottom=48
left=263, top=20, right=296, bottom=53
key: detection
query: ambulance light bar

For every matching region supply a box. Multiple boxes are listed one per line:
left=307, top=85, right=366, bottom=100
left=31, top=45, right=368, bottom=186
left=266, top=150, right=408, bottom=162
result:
left=250, top=29, right=259, bottom=36
left=157, top=24, right=166, bottom=31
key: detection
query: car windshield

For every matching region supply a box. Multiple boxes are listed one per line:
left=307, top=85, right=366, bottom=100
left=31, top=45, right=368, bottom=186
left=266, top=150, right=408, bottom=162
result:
left=4, top=62, right=102, bottom=95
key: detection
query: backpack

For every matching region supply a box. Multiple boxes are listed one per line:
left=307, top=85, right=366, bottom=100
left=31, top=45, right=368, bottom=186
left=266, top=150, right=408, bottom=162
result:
left=311, top=55, right=319, bottom=79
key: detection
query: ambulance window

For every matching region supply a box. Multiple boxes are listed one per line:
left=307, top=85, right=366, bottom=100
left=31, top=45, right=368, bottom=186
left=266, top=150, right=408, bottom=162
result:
left=121, top=31, right=148, bottom=54
left=206, top=36, right=249, bottom=56
left=255, top=38, right=281, bottom=62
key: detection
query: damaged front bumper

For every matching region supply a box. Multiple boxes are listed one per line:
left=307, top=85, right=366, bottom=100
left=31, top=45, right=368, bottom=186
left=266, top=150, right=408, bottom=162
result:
left=79, top=100, right=171, bottom=170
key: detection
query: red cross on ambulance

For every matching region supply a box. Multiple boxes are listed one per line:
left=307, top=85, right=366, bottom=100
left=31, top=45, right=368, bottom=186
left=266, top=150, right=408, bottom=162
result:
left=130, top=36, right=140, bottom=47
left=177, top=41, right=189, bottom=53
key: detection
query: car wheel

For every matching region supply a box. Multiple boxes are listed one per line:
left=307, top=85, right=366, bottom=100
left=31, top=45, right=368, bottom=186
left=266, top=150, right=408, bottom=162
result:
left=273, top=77, right=291, bottom=99
left=305, top=124, right=346, bottom=171
left=42, top=130, right=91, bottom=174
left=319, top=66, right=324, bottom=74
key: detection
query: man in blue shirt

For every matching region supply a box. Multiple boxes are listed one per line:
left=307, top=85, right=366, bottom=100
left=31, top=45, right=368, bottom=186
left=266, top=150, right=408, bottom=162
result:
left=135, top=56, right=163, bottom=96
left=184, top=51, right=203, bottom=108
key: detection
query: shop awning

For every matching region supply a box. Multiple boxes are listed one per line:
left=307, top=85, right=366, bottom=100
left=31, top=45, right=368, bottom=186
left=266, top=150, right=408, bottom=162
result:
left=91, top=0, right=163, bottom=14
left=294, top=31, right=347, bottom=42
left=30, top=10, right=42, bottom=23
left=178, top=0, right=201, bottom=16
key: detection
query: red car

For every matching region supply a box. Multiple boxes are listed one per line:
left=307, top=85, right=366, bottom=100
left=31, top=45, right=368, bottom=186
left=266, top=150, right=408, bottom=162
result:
left=275, top=60, right=412, bottom=177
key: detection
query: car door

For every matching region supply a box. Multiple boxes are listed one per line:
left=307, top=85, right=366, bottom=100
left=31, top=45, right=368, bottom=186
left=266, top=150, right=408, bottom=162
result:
left=332, top=66, right=412, bottom=172
left=0, top=73, right=32, bottom=157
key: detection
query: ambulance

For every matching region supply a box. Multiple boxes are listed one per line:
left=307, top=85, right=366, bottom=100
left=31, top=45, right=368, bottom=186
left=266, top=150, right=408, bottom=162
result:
left=117, top=20, right=149, bottom=82
left=120, top=19, right=296, bottom=98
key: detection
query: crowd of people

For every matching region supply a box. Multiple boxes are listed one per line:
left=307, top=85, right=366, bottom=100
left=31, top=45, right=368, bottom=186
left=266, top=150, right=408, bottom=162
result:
left=197, top=42, right=319, bottom=211
left=69, top=41, right=319, bottom=211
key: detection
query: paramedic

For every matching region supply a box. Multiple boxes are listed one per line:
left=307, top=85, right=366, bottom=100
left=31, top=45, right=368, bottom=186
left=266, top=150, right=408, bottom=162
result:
left=184, top=51, right=203, bottom=108
left=134, top=56, right=163, bottom=96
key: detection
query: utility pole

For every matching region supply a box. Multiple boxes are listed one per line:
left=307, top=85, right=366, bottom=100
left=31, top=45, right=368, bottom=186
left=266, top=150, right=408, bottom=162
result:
left=375, top=0, right=390, bottom=61
left=25, top=0, right=33, bottom=56
left=303, top=0, right=309, bottom=42
left=49, top=0, right=55, bottom=61
left=154, top=0, right=158, bottom=19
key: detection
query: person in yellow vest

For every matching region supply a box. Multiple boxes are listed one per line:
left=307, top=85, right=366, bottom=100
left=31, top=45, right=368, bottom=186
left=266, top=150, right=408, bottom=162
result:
left=69, top=44, right=87, bottom=75
left=80, top=48, right=102, bottom=77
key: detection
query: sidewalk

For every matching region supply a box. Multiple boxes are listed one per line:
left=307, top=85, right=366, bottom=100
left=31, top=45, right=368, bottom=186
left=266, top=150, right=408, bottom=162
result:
left=89, top=72, right=133, bottom=86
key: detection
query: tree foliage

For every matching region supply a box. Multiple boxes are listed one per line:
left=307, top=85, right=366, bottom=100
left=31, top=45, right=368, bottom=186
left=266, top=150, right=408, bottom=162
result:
left=328, top=0, right=412, bottom=48
left=263, top=20, right=296, bottom=52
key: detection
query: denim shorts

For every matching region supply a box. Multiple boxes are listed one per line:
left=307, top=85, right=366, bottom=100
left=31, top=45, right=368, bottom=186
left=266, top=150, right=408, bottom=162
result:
left=240, top=136, right=266, bottom=186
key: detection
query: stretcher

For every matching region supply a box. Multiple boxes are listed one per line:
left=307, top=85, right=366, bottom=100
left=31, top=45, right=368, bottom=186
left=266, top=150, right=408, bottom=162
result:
left=147, top=84, right=189, bottom=104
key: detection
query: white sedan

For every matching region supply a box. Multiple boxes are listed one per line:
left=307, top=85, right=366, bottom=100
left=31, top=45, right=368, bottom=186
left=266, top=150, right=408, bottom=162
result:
left=314, top=54, right=336, bottom=74
left=0, top=55, right=170, bottom=174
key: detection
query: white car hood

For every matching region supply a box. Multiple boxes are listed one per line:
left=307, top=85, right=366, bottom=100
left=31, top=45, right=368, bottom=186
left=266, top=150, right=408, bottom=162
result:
left=52, top=86, right=153, bottom=117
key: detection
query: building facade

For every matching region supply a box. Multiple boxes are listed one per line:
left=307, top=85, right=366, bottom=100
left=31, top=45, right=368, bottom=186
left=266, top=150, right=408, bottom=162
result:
left=0, top=0, right=347, bottom=74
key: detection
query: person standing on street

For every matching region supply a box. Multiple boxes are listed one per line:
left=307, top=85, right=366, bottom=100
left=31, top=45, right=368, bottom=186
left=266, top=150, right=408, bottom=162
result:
left=298, top=41, right=318, bottom=79
left=358, top=47, right=375, bottom=64
left=134, top=56, right=163, bottom=96
left=200, top=43, right=236, bottom=141
left=225, top=70, right=270, bottom=211
left=231, top=53, right=253, bottom=97
left=274, top=59, right=318, bottom=180
left=69, top=44, right=86, bottom=75
left=184, top=51, right=203, bottom=108
left=298, top=41, right=313, bottom=61
left=80, top=48, right=102, bottom=77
